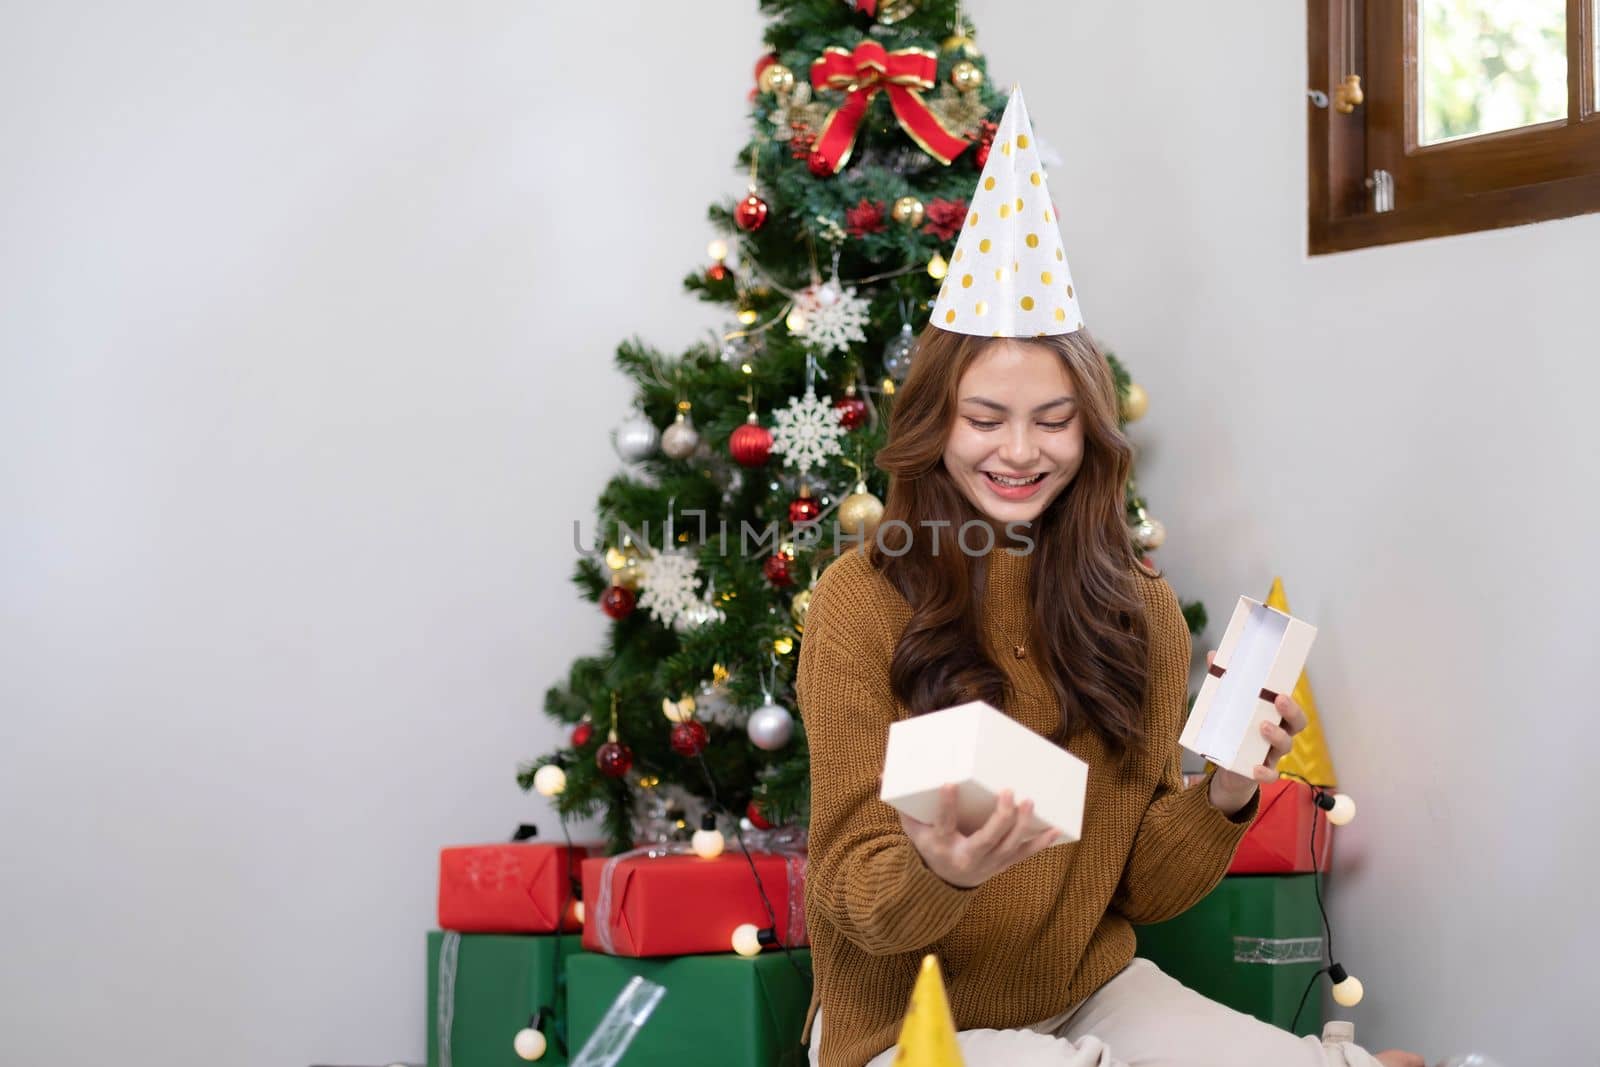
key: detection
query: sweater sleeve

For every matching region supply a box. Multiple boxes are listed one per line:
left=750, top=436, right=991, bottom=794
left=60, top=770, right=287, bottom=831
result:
left=796, top=555, right=974, bottom=956
left=1111, top=576, right=1257, bottom=926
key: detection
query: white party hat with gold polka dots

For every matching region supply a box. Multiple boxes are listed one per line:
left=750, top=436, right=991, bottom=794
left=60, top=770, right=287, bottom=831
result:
left=931, top=86, right=1083, bottom=338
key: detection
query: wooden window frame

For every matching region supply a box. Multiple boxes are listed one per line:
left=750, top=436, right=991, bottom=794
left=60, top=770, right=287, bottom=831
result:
left=1309, top=0, right=1600, bottom=254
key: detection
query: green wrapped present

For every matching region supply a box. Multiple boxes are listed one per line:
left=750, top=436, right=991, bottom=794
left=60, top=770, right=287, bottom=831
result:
left=426, top=931, right=583, bottom=1067
left=565, top=950, right=813, bottom=1066
left=1135, top=874, right=1325, bottom=1037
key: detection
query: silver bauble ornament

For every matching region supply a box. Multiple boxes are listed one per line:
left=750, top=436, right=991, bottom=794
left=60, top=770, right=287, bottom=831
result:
left=1135, top=517, right=1167, bottom=549
left=720, top=333, right=754, bottom=368
left=746, top=702, right=794, bottom=750
left=614, top=415, right=660, bottom=463
left=883, top=323, right=916, bottom=382
left=661, top=412, right=700, bottom=460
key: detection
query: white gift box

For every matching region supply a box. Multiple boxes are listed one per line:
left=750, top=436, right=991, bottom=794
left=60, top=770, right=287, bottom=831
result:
left=879, top=700, right=1088, bottom=842
left=1180, top=596, right=1318, bottom=778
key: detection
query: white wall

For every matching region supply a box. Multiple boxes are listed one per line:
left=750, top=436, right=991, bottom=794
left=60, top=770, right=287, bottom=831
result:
left=0, top=3, right=764, bottom=1065
left=2, top=2, right=1589, bottom=1065
left=972, top=1, right=1595, bottom=1062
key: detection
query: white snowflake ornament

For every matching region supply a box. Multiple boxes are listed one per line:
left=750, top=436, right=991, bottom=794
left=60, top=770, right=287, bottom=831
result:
left=771, top=386, right=845, bottom=476
left=794, top=280, right=868, bottom=356
left=636, top=551, right=702, bottom=630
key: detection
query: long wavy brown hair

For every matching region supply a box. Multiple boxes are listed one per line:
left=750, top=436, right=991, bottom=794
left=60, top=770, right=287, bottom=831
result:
left=870, top=324, right=1150, bottom=755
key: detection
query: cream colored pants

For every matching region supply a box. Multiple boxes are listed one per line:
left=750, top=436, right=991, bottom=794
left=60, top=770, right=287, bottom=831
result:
left=808, top=959, right=1388, bottom=1067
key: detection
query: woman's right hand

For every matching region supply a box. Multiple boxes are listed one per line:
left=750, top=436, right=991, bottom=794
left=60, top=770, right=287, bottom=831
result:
left=898, top=783, right=1062, bottom=889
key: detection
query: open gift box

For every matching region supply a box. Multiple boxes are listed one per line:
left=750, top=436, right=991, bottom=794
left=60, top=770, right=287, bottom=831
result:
left=878, top=700, right=1088, bottom=842
left=1181, top=596, right=1317, bottom=779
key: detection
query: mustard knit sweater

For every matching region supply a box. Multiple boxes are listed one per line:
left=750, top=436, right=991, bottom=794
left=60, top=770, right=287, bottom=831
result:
left=796, top=547, right=1257, bottom=1067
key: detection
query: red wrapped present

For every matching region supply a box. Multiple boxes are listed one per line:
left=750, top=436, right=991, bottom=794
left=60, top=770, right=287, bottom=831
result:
left=581, top=846, right=807, bottom=957
left=1228, top=778, right=1333, bottom=874
left=437, top=841, right=600, bottom=933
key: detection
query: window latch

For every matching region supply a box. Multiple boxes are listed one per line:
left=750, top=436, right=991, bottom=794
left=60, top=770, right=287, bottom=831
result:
left=1366, top=169, right=1395, bottom=213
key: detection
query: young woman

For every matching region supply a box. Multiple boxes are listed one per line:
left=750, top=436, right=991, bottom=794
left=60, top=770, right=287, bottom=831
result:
left=796, top=326, right=1425, bottom=1067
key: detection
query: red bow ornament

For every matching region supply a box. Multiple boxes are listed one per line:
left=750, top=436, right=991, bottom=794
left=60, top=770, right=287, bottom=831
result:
left=808, top=41, right=970, bottom=175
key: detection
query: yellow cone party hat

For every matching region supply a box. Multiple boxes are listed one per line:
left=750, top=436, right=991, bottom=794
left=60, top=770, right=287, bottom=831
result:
left=1265, top=577, right=1338, bottom=787
left=930, top=86, right=1083, bottom=339
left=891, top=954, right=965, bottom=1067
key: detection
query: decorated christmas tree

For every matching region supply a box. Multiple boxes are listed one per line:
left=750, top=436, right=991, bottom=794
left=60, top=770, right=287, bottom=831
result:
left=519, top=0, right=1203, bottom=853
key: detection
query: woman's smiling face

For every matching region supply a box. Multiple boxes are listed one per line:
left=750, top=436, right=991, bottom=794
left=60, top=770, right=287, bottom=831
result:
left=942, top=339, right=1085, bottom=525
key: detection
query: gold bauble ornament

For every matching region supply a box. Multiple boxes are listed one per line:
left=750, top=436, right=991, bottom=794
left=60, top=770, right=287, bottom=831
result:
left=941, top=34, right=981, bottom=58
left=838, top=481, right=885, bottom=536
left=1121, top=382, right=1149, bottom=422
left=790, top=588, right=812, bottom=629
left=875, top=0, right=919, bottom=24
left=758, top=62, right=795, bottom=96
left=949, top=61, right=984, bottom=93
left=605, top=545, right=642, bottom=589
left=891, top=195, right=925, bottom=228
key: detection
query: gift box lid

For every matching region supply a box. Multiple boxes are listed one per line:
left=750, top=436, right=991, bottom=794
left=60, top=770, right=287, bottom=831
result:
left=880, top=700, right=1088, bottom=840
left=1181, top=596, right=1317, bottom=777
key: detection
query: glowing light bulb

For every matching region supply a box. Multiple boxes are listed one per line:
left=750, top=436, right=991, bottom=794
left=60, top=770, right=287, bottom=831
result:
left=731, top=923, right=763, bottom=957
left=691, top=813, right=725, bottom=859
left=513, top=1027, right=547, bottom=1060
left=532, top=765, right=566, bottom=797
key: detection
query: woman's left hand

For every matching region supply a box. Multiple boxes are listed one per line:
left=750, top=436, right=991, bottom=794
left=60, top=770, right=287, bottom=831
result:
left=1203, top=650, right=1309, bottom=817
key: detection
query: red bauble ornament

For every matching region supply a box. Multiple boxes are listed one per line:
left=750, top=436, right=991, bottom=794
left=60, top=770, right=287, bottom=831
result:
left=834, top=391, right=868, bottom=430
left=596, top=740, right=633, bottom=778
left=789, top=491, right=822, bottom=525
left=571, top=721, right=594, bottom=747
left=764, top=552, right=794, bottom=587
left=734, top=193, right=769, bottom=232
left=729, top=417, right=773, bottom=467
left=706, top=262, right=729, bottom=282
left=746, top=800, right=773, bottom=831
left=670, top=720, right=708, bottom=757
left=600, top=584, right=635, bottom=620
